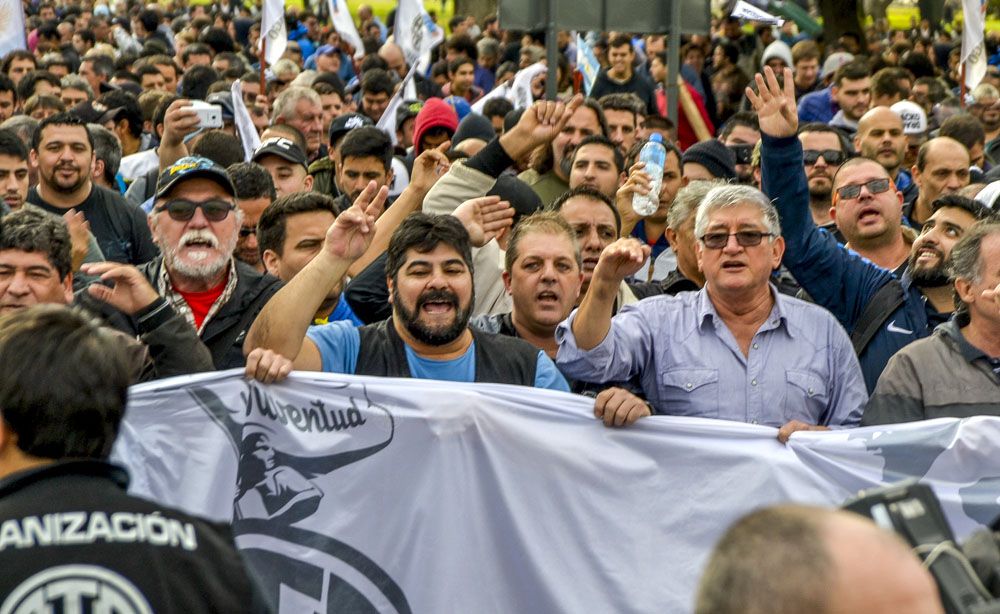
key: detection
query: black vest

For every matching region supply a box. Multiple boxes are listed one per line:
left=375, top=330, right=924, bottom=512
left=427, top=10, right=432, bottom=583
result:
left=355, top=318, right=538, bottom=386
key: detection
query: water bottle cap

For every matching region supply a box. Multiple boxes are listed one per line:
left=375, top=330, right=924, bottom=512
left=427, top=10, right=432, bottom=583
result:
left=649, top=133, right=663, bottom=144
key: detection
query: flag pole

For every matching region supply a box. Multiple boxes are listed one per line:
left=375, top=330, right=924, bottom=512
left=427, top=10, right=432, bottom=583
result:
left=259, top=37, right=267, bottom=96
left=961, top=63, right=967, bottom=109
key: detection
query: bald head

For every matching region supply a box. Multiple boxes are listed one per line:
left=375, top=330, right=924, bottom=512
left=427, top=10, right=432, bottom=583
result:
left=913, top=137, right=971, bottom=221
left=379, top=42, right=407, bottom=79
left=854, top=107, right=907, bottom=176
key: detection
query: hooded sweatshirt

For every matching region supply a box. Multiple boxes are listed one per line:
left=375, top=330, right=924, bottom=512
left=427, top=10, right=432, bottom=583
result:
left=412, top=98, right=459, bottom=155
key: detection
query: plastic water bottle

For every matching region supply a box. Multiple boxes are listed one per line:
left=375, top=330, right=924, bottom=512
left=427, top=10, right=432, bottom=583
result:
left=632, top=134, right=666, bottom=217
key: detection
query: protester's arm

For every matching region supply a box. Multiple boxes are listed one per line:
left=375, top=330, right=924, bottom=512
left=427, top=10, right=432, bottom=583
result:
left=347, top=142, right=451, bottom=276
left=860, top=351, right=925, bottom=426
left=594, top=387, right=652, bottom=427
left=245, top=348, right=294, bottom=384
left=80, top=262, right=215, bottom=379
left=245, top=183, right=387, bottom=369
left=615, top=161, right=652, bottom=237
left=569, top=238, right=650, bottom=350
left=821, top=322, right=868, bottom=428
left=158, top=99, right=203, bottom=172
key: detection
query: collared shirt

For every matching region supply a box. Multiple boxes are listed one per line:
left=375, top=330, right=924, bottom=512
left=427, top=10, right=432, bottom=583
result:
left=942, top=320, right=1000, bottom=379
left=555, top=286, right=867, bottom=427
left=157, top=258, right=239, bottom=335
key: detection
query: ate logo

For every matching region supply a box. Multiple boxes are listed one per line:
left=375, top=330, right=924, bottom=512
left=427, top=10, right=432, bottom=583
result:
left=1, top=565, right=153, bottom=614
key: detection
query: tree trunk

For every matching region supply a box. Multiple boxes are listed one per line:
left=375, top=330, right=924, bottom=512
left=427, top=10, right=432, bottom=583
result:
left=455, top=0, right=498, bottom=24
left=917, top=0, right=943, bottom=25
left=817, top=0, right=863, bottom=50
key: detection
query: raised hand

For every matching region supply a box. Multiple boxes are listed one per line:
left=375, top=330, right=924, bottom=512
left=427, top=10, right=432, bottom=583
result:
left=324, top=181, right=389, bottom=260
left=615, top=161, right=652, bottom=230
left=409, top=141, right=452, bottom=193
left=81, top=262, right=161, bottom=316
left=500, top=94, right=584, bottom=161
left=452, top=195, right=515, bottom=247
left=63, top=210, right=91, bottom=272
left=745, top=66, right=798, bottom=138
left=245, top=348, right=294, bottom=384
left=592, top=238, right=650, bottom=286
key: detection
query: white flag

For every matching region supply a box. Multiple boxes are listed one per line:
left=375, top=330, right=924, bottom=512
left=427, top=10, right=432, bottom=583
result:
left=508, top=62, right=547, bottom=110
left=327, top=0, right=364, bottom=60
left=731, top=0, right=784, bottom=25
left=0, top=0, right=27, bottom=58
left=258, top=0, right=287, bottom=67
left=376, top=64, right=419, bottom=146
left=471, top=82, right=510, bottom=114
left=231, top=81, right=261, bottom=162
left=576, top=34, right=601, bottom=96
left=114, top=372, right=1000, bottom=614
left=962, top=0, right=987, bottom=90
left=395, top=0, right=444, bottom=72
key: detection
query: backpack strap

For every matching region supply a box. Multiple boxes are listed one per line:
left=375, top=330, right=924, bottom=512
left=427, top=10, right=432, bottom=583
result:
left=851, top=279, right=906, bottom=355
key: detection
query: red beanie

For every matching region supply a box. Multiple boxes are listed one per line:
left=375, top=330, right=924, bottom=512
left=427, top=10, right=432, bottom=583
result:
left=412, top=98, right=459, bottom=155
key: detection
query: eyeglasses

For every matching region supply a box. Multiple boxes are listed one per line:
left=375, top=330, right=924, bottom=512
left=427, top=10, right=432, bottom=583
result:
left=834, top=178, right=892, bottom=201
left=699, top=231, right=773, bottom=249
left=238, top=226, right=257, bottom=238
left=154, top=199, right=236, bottom=222
left=803, top=149, right=847, bottom=166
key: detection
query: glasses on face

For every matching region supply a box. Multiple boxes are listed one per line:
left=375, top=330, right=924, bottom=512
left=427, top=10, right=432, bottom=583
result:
left=803, top=149, right=847, bottom=166
left=155, top=199, right=235, bottom=222
left=699, top=231, right=773, bottom=249
left=239, top=226, right=257, bottom=238
left=834, top=178, right=892, bottom=201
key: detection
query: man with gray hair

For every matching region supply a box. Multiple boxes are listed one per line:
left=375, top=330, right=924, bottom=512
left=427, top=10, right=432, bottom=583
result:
left=556, top=182, right=867, bottom=439
left=863, top=220, right=1000, bottom=424
left=87, top=123, right=122, bottom=192
left=270, top=86, right=324, bottom=161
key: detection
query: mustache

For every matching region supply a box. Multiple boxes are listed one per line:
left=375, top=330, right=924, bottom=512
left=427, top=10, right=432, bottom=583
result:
left=416, top=289, right=458, bottom=309
left=179, top=229, right=220, bottom=249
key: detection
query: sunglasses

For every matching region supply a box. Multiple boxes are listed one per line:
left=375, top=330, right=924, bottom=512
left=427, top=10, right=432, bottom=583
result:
left=699, top=231, right=773, bottom=249
left=803, top=149, right=847, bottom=166
left=834, top=178, right=892, bottom=201
left=155, top=199, right=235, bottom=222
left=238, top=226, right=257, bottom=238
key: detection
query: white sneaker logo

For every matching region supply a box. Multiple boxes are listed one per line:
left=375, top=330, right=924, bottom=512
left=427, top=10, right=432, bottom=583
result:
left=886, top=320, right=913, bottom=334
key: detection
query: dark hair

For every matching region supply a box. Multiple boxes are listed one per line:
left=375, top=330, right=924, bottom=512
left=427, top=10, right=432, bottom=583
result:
left=2, top=50, right=36, bottom=75
left=23, top=94, right=65, bottom=117
left=445, top=33, right=477, bottom=61
left=16, top=70, right=60, bottom=102
left=98, top=89, right=143, bottom=138
left=151, top=94, right=179, bottom=131
left=87, top=123, right=121, bottom=185
left=930, top=194, right=994, bottom=220
left=76, top=28, right=95, bottom=47
left=228, top=161, right=276, bottom=202
left=609, top=33, right=632, bottom=50
left=137, top=8, right=159, bottom=34
left=135, top=64, right=163, bottom=81
left=718, top=111, right=760, bottom=141
left=385, top=213, right=474, bottom=281
left=597, top=92, right=642, bottom=119
left=0, top=206, right=71, bottom=279
left=81, top=54, right=113, bottom=79
left=191, top=130, right=244, bottom=169
left=266, top=123, right=307, bottom=154
left=0, top=305, right=132, bottom=459
left=360, top=68, right=394, bottom=96
left=624, top=136, right=682, bottom=169
left=871, top=67, right=910, bottom=101
left=448, top=56, right=474, bottom=75
left=798, top=121, right=853, bottom=154
left=257, top=191, right=337, bottom=255
left=0, top=128, right=28, bottom=161
left=482, top=97, right=514, bottom=120
left=0, top=74, right=15, bottom=101
left=833, top=59, right=871, bottom=87
left=33, top=112, right=93, bottom=152
left=179, top=64, right=220, bottom=100
left=358, top=54, right=389, bottom=73
left=573, top=134, right=625, bottom=174
left=181, top=42, right=214, bottom=65
left=339, top=126, right=393, bottom=171
left=939, top=114, right=986, bottom=150
left=550, top=185, right=622, bottom=235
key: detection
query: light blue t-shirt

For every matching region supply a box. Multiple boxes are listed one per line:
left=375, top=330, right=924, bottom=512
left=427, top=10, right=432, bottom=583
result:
left=306, top=320, right=569, bottom=391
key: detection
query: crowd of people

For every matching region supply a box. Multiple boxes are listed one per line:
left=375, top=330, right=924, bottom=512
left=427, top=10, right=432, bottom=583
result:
left=0, top=0, right=998, bottom=609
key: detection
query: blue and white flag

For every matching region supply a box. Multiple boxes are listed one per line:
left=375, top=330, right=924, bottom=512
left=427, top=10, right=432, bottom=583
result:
left=962, top=0, right=987, bottom=90
left=395, top=0, right=444, bottom=73
left=576, top=34, right=601, bottom=96
left=114, top=372, right=1000, bottom=614
left=0, top=0, right=27, bottom=58
left=328, top=0, right=364, bottom=60
left=257, top=0, right=286, bottom=67
left=731, top=0, right=784, bottom=25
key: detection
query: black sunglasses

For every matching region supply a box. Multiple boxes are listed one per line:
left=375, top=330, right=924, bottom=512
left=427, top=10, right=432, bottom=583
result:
left=699, top=231, right=773, bottom=249
left=803, top=149, right=847, bottom=166
left=238, top=226, right=257, bottom=238
left=835, top=178, right=892, bottom=201
left=155, top=199, right=236, bottom=222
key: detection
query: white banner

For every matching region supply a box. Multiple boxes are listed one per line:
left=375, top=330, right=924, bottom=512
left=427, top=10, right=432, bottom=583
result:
left=0, top=0, right=27, bottom=58
left=328, top=0, right=364, bottom=60
left=113, top=372, right=1000, bottom=613
left=258, top=0, right=287, bottom=67
left=395, top=0, right=444, bottom=73
left=231, top=80, right=261, bottom=162
left=375, top=64, right=419, bottom=146
left=731, top=0, right=784, bottom=25
left=962, top=0, right=988, bottom=90
left=509, top=62, right=547, bottom=110
left=576, top=34, right=601, bottom=96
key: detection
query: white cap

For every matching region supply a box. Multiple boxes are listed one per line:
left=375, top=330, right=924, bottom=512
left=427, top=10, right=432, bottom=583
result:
left=975, top=180, right=1000, bottom=210
left=890, top=100, right=927, bottom=135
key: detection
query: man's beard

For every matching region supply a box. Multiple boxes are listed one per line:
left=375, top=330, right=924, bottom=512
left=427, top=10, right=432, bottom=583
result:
left=159, top=228, right=236, bottom=281
left=908, top=248, right=950, bottom=288
left=47, top=162, right=87, bottom=194
left=394, top=288, right=473, bottom=346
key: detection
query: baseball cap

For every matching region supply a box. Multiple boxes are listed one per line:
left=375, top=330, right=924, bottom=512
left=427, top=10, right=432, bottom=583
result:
left=328, top=112, right=373, bottom=147
left=396, top=100, right=423, bottom=131
left=252, top=137, right=308, bottom=170
left=822, top=52, right=854, bottom=78
left=206, top=91, right=236, bottom=121
left=890, top=100, right=928, bottom=135
left=156, top=156, right=236, bottom=200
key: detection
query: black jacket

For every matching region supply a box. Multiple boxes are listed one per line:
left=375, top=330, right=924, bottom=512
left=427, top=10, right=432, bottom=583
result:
left=0, top=461, right=270, bottom=613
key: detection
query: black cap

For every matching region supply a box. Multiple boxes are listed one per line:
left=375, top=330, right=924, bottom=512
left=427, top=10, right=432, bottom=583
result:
left=328, top=112, right=373, bottom=148
left=206, top=91, right=235, bottom=121
left=252, top=137, right=308, bottom=169
left=155, top=156, right=236, bottom=199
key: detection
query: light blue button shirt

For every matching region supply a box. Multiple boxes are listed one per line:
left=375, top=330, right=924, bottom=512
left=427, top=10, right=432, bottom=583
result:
left=555, top=287, right=866, bottom=427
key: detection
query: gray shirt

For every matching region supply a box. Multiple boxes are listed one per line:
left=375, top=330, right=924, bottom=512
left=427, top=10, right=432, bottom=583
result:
left=555, top=286, right=867, bottom=427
